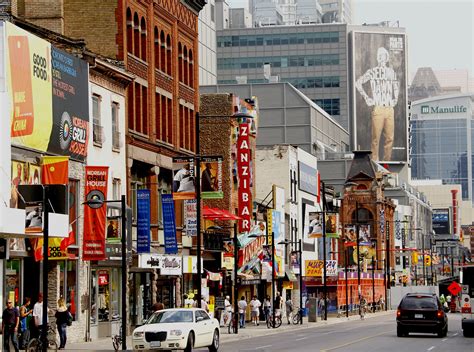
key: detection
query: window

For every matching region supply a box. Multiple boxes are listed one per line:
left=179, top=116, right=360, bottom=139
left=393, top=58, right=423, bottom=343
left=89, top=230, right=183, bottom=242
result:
left=59, top=260, right=78, bottom=320
left=126, top=8, right=133, bottom=54
left=69, top=179, right=79, bottom=247
left=111, top=102, right=120, bottom=150
left=211, top=4, right=215, bottom=22
left=113, top=178, right=121, bottom=200
left=140, top=17, right=147, bottom=61
left=133, top=13, right=140, bottom=57
left=92, top=95, right=103, bottom=145
left=313, top=99, right=340, bottom=116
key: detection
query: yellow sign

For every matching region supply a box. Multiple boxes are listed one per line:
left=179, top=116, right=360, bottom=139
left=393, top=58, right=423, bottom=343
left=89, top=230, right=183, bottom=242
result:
left=267, top=209, right=273, bottom=245
left=282, top=281, right=294, bottom=290
left=305, top=260, right=324, bottom=277
left=412, top=251, right=419, bottom=264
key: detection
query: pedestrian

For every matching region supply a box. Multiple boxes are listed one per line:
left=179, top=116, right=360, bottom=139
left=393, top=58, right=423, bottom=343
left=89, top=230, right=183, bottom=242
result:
left=224, top=296, right=232, bottom=326
left=377, top=295, right=385, bottom=311
left=285, top=297, right=294, bottom=324
left=19, top=297, right=33, bottom=349
left=274, top=292, right=282, bottom=317
left=192, top=295, right=209, bottom=313
left=263, top=295, right=271, bottom=322
left=318, top=294, right=326, bottom=320
left=55, top=298, right=70, bottom=350
left=32, top=293, right=47, bottom=338
left=250, top=296, right=261, bottom=326
left=238, top=296, right=247, bottom=328
left=151, top=302, right=164, bottom=313
left=359, top=295, right=367, bottom=320
left=2, top=298, right=20, bottom=352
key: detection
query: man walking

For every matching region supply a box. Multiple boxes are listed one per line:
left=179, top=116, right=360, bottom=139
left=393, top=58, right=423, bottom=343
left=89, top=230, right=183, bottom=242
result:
left=2, top=299, right=20, bottom=352
left=355, top=46, right=400, bottom=161
left=238, top=296, right=247, bottom=328
left=285, top=297, right=294, bottom=324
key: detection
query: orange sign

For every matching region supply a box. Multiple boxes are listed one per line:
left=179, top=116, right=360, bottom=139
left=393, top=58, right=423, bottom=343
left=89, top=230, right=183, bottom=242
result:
left=305, top=260, right=324, bottom=277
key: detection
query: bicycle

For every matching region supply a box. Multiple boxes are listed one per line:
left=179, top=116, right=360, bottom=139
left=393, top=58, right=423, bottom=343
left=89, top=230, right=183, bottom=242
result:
left=27, top=325, right=58, bottom=352
left=266, top=312, right=282, bottom=329
left=112, top=319, right=122, bottom=351
left=227, top=312, right=238, bottom=334
left=292, top=308, right=304, bottom=325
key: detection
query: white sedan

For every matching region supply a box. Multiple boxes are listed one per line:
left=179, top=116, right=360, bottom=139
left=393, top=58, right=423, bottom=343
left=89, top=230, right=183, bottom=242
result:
left=132, top=308, right=220, bottom=352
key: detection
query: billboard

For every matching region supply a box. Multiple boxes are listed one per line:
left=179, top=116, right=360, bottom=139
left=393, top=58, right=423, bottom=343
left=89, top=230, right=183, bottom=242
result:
left=5, top=22, right=89, bottom=161
left=432, top=208, right=450, bottom=235
left=352, top=31, right=407, bottom=162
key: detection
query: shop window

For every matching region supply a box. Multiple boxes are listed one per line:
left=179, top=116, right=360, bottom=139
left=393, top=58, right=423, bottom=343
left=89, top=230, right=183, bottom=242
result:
left=91, top=268, right=121, bottom=323
left=59, top=260, right=78, bottom=320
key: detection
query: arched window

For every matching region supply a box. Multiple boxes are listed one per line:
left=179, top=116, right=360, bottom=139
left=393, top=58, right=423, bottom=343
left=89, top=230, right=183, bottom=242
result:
left=133, top=13, right=140, bottom=57
left=140, top=17, right=147, bottom=61
left=183, top=46, right=188, bottom=86
left=126, top=8, right=133, bottom=54
left=178, top=43, right=183, bottom=82
left=188, top=49, right=194, bottom=87
left=154, top=27, right=159, bottom=69
left=160, top=31, right=166, bottom=72
left=166, top=35, right=172, bottom=75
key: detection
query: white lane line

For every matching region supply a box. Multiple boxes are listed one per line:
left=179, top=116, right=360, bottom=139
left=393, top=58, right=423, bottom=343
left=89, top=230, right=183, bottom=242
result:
left=427, top=346, right=435, bottom=351
left=442, top=338, right=447, bottom=342
left=296, top=337, right=308, bottom=341
left=453, top=333, right=458, bottom=336
left=256, top=345, right=273, bottom=350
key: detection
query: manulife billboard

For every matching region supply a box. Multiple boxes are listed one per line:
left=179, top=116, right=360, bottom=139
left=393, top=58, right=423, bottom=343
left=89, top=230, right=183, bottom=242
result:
left=412, top=95, right=472, bottom=120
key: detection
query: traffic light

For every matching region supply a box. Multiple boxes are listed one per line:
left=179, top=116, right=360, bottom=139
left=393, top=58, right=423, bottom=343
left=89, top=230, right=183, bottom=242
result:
left=424, top=255, right=431, bottom=266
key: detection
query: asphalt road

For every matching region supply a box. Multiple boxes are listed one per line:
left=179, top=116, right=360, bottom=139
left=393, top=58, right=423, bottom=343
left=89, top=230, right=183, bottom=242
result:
left=195, top=313, right=473, bottom=352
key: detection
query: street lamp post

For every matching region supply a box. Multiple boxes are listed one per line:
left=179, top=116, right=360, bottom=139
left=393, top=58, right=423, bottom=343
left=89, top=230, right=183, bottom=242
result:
left=83, top=195, right=127, bottom=350
left=422, top=232, right=426, bottom=285
left=371, top=256, right=375, bottom=312
left=233, top=222, right=239, bottom=334
left=42, top=186, right=50, bottom=352
left=320, top=181, right=328, bottom=321
left=345, top=249, right=349, bottom=317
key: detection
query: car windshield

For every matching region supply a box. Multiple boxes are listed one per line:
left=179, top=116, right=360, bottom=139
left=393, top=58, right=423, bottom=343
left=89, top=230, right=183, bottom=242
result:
left=400, top=296, right=438, bottom=309
left=146, top=310, right=194, bottom=324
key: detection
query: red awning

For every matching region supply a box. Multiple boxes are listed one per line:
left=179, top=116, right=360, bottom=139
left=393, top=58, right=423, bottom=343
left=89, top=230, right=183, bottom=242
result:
left=202, top=206, right=241, bottom=220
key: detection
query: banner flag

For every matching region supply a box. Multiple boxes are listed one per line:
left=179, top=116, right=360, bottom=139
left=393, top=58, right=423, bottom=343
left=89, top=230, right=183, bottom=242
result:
left=200, top=156, right=223, bottom=199
left=136, top=189, right=151, bottom=253
left=162, top=194, right=178, bottom=254
left=172, top=157, right=196, bottom=200
left=82, top=166, right=108, bottom=261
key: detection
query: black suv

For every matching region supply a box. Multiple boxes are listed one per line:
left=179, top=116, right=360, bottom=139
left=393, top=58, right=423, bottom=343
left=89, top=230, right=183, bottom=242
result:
left=396, top=293, right=448, bottom=337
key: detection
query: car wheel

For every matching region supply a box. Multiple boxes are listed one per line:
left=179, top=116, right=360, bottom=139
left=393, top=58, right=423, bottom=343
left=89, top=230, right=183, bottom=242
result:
left=437, top=327, right=445, bottom=338
left=397, top=326, right=405, bottom=337
left=208, top=329, right=219, bottom=352
left=184, top=332, right=194, bottom=352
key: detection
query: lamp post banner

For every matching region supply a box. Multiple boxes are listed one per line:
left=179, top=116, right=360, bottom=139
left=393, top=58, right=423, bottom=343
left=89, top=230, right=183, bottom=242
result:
left=83, top=166, right=108, bottom=261
left=237, top=122, right=252, bottom=232
left=136, top=189, right=151, bottom=253
left=162, top=194, right=178, bottom=254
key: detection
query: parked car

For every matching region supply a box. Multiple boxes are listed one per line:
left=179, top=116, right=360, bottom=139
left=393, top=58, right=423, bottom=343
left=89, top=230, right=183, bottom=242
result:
left=132, top=308, right=220, bottom=351
left=396, top=293, right=448, bottom=337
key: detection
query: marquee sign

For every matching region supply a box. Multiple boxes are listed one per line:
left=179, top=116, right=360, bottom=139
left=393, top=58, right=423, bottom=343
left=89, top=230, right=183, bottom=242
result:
left=237, top=121, right=252, bottom=232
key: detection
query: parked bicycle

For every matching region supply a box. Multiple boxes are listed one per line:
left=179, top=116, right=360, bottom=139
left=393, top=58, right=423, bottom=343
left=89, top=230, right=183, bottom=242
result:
left=227, top=312, right=238, bottom=334
left=27, top=325, right=58, bottom=352
left=112, top=318, right=122, bottom=351
left=266, top=312, right=282, bottom=329
left=292, top=307, right=304, bottom=325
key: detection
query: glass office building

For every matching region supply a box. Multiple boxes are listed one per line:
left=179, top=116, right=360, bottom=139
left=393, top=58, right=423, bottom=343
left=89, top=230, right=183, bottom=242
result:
left=410, top=94, right=474, bottom=201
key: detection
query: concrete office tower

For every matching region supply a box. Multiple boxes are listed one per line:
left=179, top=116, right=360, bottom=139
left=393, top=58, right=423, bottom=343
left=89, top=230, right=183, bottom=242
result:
left=252, top=0, right=284, bottom=26
left=278, top=0, right=297, bottom=25
left=199, top=0, right=217, bottom=85
left=410, top=93, right=474, bottom=202
left=296, top=0, right=322, bottom=24
left=230, top=7, right=253, bottom=28
left=409, top=67, right=443, bottom=101
left=319, top=0, right=354, bottom=24
left=215, top=0, right=230, bottom=30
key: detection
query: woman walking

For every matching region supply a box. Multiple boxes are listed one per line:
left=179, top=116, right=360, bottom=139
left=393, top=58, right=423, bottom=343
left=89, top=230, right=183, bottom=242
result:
left=55, top=298, right=69, bottom=349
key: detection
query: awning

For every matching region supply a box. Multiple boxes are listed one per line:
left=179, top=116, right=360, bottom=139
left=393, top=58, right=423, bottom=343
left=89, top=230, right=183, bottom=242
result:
left=203, top=206, right=241, bottom=221
left=285, top=266, right=297, bottom=281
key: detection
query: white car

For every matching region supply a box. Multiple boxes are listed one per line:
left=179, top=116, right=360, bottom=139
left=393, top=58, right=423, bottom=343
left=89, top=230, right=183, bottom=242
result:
left=132, top=308, right=220, bottom=351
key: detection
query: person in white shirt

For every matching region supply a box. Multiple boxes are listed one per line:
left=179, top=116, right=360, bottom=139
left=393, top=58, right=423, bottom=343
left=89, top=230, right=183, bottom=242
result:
left=223, top=296, right=232, bottom=326
left=250, top=296, right=261, bottom=326
left=237, top=296, right=247, bottom=328
left=33, top=293, right=49, bottom=337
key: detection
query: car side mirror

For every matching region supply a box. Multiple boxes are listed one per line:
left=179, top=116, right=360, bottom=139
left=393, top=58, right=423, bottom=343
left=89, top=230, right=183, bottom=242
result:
left=196, top=316, right=204, bottom=322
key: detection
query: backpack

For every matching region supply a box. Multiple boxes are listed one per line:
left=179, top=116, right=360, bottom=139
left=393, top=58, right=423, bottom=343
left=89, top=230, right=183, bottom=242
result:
left=66, top=311, right=73, bottom=326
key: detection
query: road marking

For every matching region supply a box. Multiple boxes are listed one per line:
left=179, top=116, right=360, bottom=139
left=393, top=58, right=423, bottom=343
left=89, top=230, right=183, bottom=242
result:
left=296, top=337, right=308, bottom=341
left=427, top=346, right=435, bottom=351
left=320, top=330, right=392, bottom=351
left=256, top=345, right=272, bottom=350
left=442, top=338, right=447, bottom=342
left=453, top=333, right=458, bottom=336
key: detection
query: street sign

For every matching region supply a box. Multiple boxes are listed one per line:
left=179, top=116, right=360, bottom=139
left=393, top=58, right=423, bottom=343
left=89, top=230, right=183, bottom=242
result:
left=462, top=285, right=469, bottom=294
left=447, top=281, right=462, bottom=296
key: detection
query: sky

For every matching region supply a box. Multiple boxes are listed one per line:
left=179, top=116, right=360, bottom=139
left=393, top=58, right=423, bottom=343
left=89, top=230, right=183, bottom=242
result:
left=227, top=0, right=474, bottom=74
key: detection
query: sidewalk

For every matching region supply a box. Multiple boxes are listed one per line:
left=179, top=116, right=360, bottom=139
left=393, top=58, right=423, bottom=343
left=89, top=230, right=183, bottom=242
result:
left=64, top=310, right=394, bottom=351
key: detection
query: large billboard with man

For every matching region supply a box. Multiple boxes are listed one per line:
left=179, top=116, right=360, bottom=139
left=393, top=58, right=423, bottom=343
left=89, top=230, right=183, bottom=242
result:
left=352, top=31, right=408, bottom=162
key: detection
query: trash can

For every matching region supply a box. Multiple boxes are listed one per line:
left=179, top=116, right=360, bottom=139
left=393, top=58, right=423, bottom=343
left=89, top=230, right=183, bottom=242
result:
left=307, top=297, right=318, bottom=322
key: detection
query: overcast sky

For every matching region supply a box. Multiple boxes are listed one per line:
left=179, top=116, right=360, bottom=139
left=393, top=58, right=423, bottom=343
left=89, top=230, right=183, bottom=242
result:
left=227, top=0, right=474, bottom=74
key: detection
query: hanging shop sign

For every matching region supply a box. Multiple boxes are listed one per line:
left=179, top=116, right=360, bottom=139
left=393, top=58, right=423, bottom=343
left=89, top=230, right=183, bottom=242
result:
left=162, top=194, right=178, bottom=254
left=139, top=254, right=182, bottom=275
left=136, top=189, right=151, bottom=253
left=200, top=156, right=223, bottom=199
left=172, top=157, right=196, bottom=200
left=83, top=166, right=108, bottom=261
left=237, top=121, right=252, bottom=232
left=184, top=199, right=197, bottom=236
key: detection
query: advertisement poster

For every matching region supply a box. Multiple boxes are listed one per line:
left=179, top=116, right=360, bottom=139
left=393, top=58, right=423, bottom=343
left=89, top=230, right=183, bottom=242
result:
left=200, top=156, right=223, bottom=199
left=305, top=260, right=337, bottom=277
left=237, top=121, right=252, bottom=233
left=83, top=166, right=108, bottom=261
left=49, top=47, right=89, bottom=161
left=352, top=31, right=407, bottom=162
left=172, top=157, right=195, bottom=200
left=271, top=210, right=285, bottom=277
left=106, top=218, right=120, bottom=243
left=432, top=208, right=450, bottom=235
left=6, top=22, right=89, bottom=160
left=136, top=189, right=151, bottom=253
left=162, top=194, right=178, bottom=254
left=184, top=199, right=197, bottom=236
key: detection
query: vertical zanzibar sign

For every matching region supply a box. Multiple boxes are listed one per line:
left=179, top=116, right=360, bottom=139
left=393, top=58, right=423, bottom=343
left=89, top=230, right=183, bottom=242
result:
left=161, top=194, right=178, bottom=254
left=136, top=189, right=150, bottom=253
left=237, top=121, right=252, bottom=232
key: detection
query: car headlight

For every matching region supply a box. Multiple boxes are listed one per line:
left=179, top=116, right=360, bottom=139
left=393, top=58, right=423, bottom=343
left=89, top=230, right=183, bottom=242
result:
left=169, top=330, right=183, bottom=336
left=133, top=331, right=144, bottom=338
